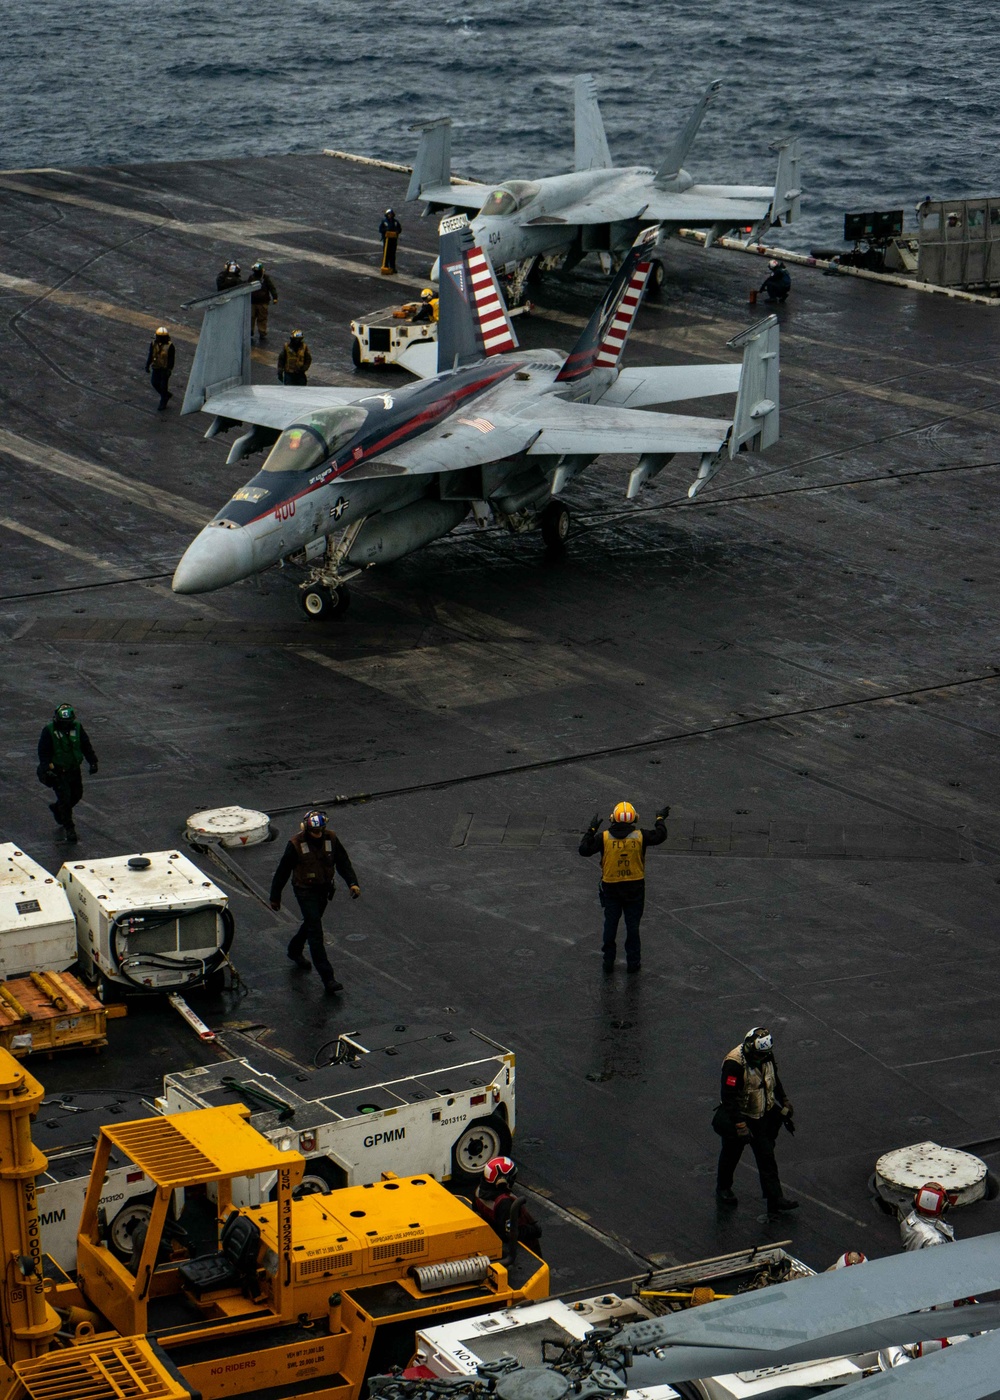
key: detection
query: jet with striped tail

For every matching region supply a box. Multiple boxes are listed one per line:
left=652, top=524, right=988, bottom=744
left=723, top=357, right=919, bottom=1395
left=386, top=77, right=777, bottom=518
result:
left=172, top=217, right=779, bottom=618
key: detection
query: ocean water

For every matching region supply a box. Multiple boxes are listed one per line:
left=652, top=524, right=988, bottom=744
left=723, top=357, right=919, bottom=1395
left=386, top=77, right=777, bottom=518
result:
left=3, top=0, right=999, bottom=248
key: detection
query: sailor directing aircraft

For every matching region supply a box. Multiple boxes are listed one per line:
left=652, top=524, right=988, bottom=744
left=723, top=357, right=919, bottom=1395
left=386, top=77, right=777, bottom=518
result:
left=172, top=218, right=780, bottom=619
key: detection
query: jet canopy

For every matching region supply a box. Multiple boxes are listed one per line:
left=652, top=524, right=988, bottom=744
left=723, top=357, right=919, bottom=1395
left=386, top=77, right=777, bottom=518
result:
left=262, top=405, right=368, bottom=473
left=479, top=181, right=540, bottom=217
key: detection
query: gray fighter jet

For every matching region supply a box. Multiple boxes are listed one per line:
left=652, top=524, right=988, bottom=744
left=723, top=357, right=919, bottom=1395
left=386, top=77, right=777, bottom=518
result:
left=172, top=218, right=780, bottom=618
left=408, top=75, right=801, bottom=300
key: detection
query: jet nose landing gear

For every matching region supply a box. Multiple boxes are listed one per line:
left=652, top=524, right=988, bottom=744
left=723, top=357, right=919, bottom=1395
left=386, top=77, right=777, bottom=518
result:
left=299, top=583, right=351, bottom=620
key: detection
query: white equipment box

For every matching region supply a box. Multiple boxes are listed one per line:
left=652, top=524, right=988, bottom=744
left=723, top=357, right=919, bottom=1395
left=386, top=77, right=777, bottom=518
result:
left=159, top=1023, right=515, bottom=1193
left=0, top=845, right=76, bottom=977
left=59, top=850, right=232, bottom=994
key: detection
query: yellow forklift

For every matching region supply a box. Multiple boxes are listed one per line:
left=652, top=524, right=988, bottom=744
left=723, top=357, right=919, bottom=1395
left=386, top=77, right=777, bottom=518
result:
left=0, top=1050, right=548, bottom=1400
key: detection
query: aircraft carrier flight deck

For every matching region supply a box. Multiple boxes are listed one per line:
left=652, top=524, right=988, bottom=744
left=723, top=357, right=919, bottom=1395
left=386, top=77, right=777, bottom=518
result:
left=1, top=151, right=999, bottom=1284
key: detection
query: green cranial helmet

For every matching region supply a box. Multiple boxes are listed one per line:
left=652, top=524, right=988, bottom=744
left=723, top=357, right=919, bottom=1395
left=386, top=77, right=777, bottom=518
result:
left=55, top=703, right=76, bottom=723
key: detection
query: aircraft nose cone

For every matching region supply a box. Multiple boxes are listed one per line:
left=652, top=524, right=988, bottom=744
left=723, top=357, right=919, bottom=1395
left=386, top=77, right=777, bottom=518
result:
left=172, top=524, right=252, bottom=594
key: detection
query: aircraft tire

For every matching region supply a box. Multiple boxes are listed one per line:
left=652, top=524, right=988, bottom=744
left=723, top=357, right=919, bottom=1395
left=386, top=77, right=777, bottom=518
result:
left=648, top=260, right=666, bottom=297
left=351, top=338, right=362, bottom=369
left=299, top=584, right=350, bottom=619
left=540, top=499, right=571, bottom=550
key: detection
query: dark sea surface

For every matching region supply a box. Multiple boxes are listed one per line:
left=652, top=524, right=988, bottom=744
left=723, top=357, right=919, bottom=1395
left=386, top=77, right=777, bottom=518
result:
left=3, top=0, right=999, bottom=248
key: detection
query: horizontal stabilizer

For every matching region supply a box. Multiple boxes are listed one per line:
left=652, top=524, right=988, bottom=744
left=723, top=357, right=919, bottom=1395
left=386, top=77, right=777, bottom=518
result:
left=600, top=363, right=742, bottom=408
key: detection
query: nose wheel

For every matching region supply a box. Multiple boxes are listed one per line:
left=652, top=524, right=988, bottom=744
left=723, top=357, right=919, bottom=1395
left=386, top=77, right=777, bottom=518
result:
left=299, top=583, right=351, bottom=619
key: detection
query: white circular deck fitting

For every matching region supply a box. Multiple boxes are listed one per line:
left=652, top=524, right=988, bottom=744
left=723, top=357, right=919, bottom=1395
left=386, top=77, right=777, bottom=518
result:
left=874, top=1140, right=988, bottom=1209
left=186, top=806, right=270, bottom=848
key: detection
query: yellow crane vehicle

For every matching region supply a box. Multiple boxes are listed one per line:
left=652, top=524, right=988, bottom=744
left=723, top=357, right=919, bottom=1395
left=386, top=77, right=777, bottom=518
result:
left=0, top=1050, right=548, bottom=1400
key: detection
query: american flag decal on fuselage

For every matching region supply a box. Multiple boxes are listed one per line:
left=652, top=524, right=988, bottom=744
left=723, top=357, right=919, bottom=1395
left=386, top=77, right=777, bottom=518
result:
left=594, top=259, right=652, bottom=367
left=466, top=246, right=517, bottom=356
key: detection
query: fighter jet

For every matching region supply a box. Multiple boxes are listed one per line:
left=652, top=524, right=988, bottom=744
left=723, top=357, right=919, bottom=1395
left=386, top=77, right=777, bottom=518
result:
left=172, top=217, right=780, bottom=618
left=408, top=75, right=801, bottom=300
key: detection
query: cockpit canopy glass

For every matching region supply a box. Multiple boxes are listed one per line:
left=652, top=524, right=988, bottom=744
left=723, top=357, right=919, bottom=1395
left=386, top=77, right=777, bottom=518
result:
left=262, top=405, right=369, bottom=473
left=478, top=181, right=540, bottom=218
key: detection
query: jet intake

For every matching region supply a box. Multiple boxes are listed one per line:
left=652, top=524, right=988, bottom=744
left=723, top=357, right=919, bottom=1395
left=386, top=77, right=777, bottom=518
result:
left=346, top=500, right=469, bottom=567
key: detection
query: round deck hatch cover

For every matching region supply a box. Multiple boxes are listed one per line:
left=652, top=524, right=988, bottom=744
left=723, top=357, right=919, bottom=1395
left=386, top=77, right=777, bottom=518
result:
left=186, top=806, right=270, bottom=848
left=875, top=1140, right=987, bottom=1209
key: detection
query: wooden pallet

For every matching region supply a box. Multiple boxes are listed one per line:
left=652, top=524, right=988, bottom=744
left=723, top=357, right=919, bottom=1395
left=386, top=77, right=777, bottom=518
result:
left=0, top=971, right=124, bottom=1057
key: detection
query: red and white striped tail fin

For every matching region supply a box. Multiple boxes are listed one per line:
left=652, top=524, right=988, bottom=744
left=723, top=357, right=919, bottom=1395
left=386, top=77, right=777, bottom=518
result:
left=466, top=245, right=518, bottom=356
left=556, top=227, right=658, bottom=384
left=594, top=257, right=652, bottom=367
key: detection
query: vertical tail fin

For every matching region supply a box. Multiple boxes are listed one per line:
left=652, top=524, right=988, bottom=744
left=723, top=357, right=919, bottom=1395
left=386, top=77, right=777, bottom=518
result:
left=436, top=215, right=518, bottom=372
left=180, top=283, right=253, bottom=416
left=728, top=315, right=779, bottom=458
left=406, top=118, right=452, bottom=202
left=654, top=80, right=721, bottom=187
left=574, top=74, right=612, bottom=171
left=555, top=227, right=657, bottom=383
left=768, top=138, right=802, bottom=226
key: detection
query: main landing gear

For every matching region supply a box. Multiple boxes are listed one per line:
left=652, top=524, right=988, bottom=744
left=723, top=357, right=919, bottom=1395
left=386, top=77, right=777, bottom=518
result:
left=540, top=498, right=571, bottom=549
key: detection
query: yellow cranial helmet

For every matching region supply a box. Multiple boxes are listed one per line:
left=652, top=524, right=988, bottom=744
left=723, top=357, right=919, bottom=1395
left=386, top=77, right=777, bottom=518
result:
left=611, top=802, right=637, bottom=826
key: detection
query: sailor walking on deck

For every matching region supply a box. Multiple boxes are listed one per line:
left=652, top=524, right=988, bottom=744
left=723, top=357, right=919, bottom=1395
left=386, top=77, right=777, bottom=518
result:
left=277, top=330, right=312, bottom=385
left=37, top=702, right=98, bottom=844
left=145, top=326, right=175, bottom=410
left=249, top=261, right=278, bottom=343
left=579, top=802, right=668, bottom=972
left=379, top=208, right=402, bottom=275
left=269, top=810, right=360, bottom=995
left=714, top=1026, right=798, bottom=1215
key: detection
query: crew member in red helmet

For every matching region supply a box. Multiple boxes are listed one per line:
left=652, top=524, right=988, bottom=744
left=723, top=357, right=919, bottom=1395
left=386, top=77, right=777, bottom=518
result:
left=472, top=1156, right=543, bottom=1256
left=900, top=1181, right=957, bottom=1251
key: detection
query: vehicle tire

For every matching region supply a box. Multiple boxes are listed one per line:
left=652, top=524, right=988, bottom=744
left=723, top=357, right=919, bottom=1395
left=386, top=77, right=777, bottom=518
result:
left=108, top=1194, right=155, bottom=1261
left=299, top=584, right=350, bottom=620
left=202, top=967, right=226, bottom=996
left=99, top=975, right=126, bottom=1005
left=540, top=499, right=571, bottom=550
left=269, top=1156, right=347, bottom=1201
left=647, top=259, right=666, bottom=297
left=451, top=1114, right=512, bottom=1186
left=351, top=338, right=362, bottom=369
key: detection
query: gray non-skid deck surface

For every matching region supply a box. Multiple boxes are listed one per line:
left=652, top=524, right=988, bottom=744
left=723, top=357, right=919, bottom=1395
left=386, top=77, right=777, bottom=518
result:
left=1, top=154, right=999, bottom=1285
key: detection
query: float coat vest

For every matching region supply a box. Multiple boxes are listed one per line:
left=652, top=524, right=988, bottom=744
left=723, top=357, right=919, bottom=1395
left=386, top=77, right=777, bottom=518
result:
left=290, top=832, right=336, bottom=890
left=601, top=829, right=645, bottom=882
left=45, top=722, right=84, bottom=771
left=724, top=1044, right=778, bottom=1120
left=283, top=342, right=307, bottom=373
left=150, top=339, right=171, bottom=369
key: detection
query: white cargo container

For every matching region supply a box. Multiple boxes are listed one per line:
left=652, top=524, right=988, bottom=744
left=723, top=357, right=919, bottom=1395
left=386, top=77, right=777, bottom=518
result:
left=0, top=844, right=76, bottom=978
left=58, top=850, right=232, bottom=995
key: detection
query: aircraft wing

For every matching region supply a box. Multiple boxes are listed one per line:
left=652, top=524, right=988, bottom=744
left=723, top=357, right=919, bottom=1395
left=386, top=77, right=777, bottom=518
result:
left=414, top=181, right=493, bottom=212
left=522, top=397, right=731, bottom=456
left=201, top=384, right=365, bottom=429
left=641, top=188, right=772, bottom=226
left=599, top=363, right=742, bottom=408
left=525, top=196, right=649, bottom=227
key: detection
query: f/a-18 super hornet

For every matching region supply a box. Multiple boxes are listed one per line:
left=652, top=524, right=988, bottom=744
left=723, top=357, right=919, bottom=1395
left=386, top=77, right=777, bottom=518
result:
left=408, top=74, right=801, bottom=300
left=172, top=217, right=779, bottom=618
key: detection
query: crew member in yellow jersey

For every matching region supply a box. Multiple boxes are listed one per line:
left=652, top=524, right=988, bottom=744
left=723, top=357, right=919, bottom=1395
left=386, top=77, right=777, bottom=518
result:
left=579, top=801, right=669, bottom=971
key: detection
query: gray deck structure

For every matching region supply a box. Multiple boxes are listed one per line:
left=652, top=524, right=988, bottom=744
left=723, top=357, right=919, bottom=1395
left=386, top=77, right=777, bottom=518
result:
left=1, top=153, right=999, bottom=1290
